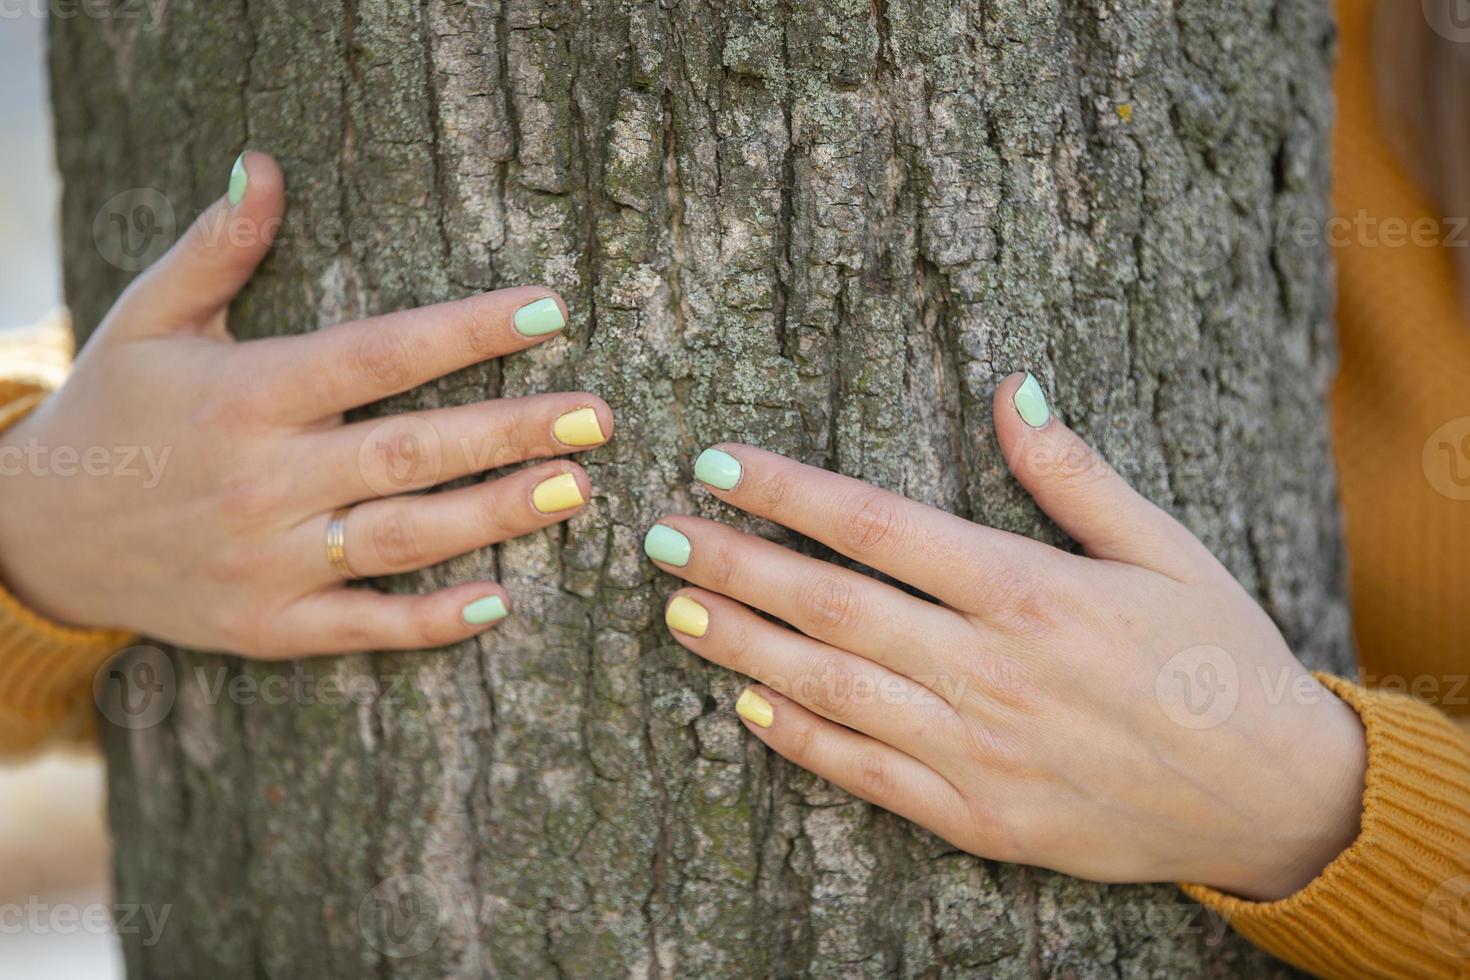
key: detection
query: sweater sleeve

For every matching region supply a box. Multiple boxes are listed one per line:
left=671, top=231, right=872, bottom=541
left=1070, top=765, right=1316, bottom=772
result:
left=1182, top=673, right=1470, bottom=979
left=0, top=328, right=135, bottom=754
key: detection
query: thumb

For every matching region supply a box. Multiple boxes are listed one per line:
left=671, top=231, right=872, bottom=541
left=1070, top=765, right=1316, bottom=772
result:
left=992, top=371, right=1214, bottom=578
left=109, top=150, right=286, bottom=337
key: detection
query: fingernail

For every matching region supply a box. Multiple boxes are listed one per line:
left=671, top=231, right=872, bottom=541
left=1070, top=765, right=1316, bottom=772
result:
left=736, top=688, right=774, bottom=728
left=665, top=596, right=709, bottom=637
left=462, top=595, right=508, bottom=626
left=1013, top=372, right=1051, bottom=428
left=228, top=153, right=249, bottom=207
left=694, top=447, right=742, bottom=490
left=643, top=524, right=691, bottom=567
left=532, top=472, right=585, bottom=513
left=552, top=407, right=606, bottom=447
left=514, top=297, right=566, bottom=337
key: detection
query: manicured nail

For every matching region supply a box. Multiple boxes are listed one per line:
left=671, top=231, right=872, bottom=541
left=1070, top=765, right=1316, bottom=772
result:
left=643, top=524, right=691, bottom=567
left=462, top=595, right=508, bottom=626
left=665, top=596, right=709, bottom=637
left=1013, top=372, right=1051, bottom=428
left=694, top=447, right=742, bottom=490
left=736, top=689, right=773, bottom=728
left=514, top=297, right=566, bottom=337
left=228, top=153, right=249, bottom=207
left=552, top=407, right=606, bottom=447
left=532, top=472, right=584, bottom=513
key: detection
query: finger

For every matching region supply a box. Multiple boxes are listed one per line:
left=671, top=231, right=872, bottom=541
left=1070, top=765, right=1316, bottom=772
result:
left=110, top=151, right=286, bottom=337
left=303, top=462, right=591, bottom=581
left=298, top=394, right=612, bottom=506
left=646, top=517, right=976, bottom=695
left=732, top=685, right=970, bottom=843
left=240, top=285, right=571, bottom=423
left=688, top=443, right=1051, bottom=609
left=263, top=582, right=512, bottom=657
left=991, top=372, right=1215, bottom=578
left=662, top=588, right=963, bottom=759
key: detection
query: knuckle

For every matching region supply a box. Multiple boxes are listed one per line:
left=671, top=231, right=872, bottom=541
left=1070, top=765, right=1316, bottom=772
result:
left=705, top=541, right=741, bottom=593
left=407, top=601, right=452, bottom=649
left=476, top=492, right=517, bottom=542
left=785, top=718, right=818, bottom=762
left=971, top=566, right=1057, bottom=638
left=351, top=326, right=419, bottom=392
left=216, top=473, right=287, bottom=522
left=840, top=490, right=904, bottom=558
left=800, top=651, right=857, bottom=718
left=756, top=469, right=793, bottom=512
left=957, top=718, right=1025, bottom=776
left=369, top=510, right=424, bottom=570
left=717, top=620, right=756, bottom=676
left=454, top=302, right=502, bottom=358
left=852, top=749, right=893, bottom=800
left=970, top=655, right=1041, bottom=713
left=797, top=572, right=860, bottom=636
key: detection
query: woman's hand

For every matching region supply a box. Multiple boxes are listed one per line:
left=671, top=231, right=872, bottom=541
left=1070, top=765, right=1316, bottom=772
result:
left=646, top=373, right=1366, bottom=902
left=0, top=152, right=611, bottom=658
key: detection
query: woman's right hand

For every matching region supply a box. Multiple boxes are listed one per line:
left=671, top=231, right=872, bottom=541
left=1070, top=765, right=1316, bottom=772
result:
left=0, top=152, right=611, bottom=658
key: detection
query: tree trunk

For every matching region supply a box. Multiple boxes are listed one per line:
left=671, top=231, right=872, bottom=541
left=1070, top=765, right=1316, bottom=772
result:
left=51, top=0, right=1346, bottom=976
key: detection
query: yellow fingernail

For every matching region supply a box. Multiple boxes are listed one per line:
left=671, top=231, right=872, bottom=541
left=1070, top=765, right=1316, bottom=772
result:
left=532, top=472, right=585, bottom=513
left=553, top=407, right=606, bottom=447
left=736, top=689, right=773, bottom=728
left=665, top=596, right=709, bottom=637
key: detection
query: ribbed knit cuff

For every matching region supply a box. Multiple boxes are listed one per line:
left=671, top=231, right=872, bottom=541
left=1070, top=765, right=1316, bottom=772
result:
left=1182, top=673, right=1470, bottom=979
left=0, top=390, right=134, bottom=753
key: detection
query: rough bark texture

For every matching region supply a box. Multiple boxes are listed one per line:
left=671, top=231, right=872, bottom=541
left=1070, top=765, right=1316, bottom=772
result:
left=51, top=0, right=1347, bottom=976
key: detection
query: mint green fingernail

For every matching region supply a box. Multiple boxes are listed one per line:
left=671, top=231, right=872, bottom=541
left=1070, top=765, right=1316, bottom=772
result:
left=694, top=447, right=742, bottom=490
left=644, top=524, right=691, bottom=567
left=228, top=153, right=249, bottom=207
left=1013, top=372, right=1051, bottom=428
left=462, top=595, right=508, bottom=626
left=513, top=297, right=566, bottom=337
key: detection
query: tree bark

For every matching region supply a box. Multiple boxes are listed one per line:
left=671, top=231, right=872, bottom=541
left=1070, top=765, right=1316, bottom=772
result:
left=51, top=0, right=1346, bottom=976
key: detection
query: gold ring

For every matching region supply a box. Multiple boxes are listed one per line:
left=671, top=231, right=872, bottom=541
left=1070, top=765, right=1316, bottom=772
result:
left=326, top=507, right=358, bottom=580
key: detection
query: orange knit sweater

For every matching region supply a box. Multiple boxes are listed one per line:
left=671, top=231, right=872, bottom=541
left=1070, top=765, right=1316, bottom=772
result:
left=2, top=0, right=1469, bottom=974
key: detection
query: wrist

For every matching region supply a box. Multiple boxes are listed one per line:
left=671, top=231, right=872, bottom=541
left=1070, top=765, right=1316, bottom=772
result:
left=1212, top=683, right=1368, bottom=901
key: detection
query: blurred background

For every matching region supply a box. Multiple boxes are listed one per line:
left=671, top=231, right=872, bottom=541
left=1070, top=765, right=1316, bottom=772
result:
left=0, top=15, right=122, bottom=980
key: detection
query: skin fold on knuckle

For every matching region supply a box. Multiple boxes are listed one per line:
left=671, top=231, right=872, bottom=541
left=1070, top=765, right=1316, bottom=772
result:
left=796, top=571, right=860, bottom=637
left=839, top=490, right=904, bottom=559
left=370, top=510, right=423, bottom=570
left=351, top=325, right=421, bottom=393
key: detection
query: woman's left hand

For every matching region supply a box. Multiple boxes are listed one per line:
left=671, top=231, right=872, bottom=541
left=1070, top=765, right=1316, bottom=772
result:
left=645, top=372, right=1366, bottom=902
